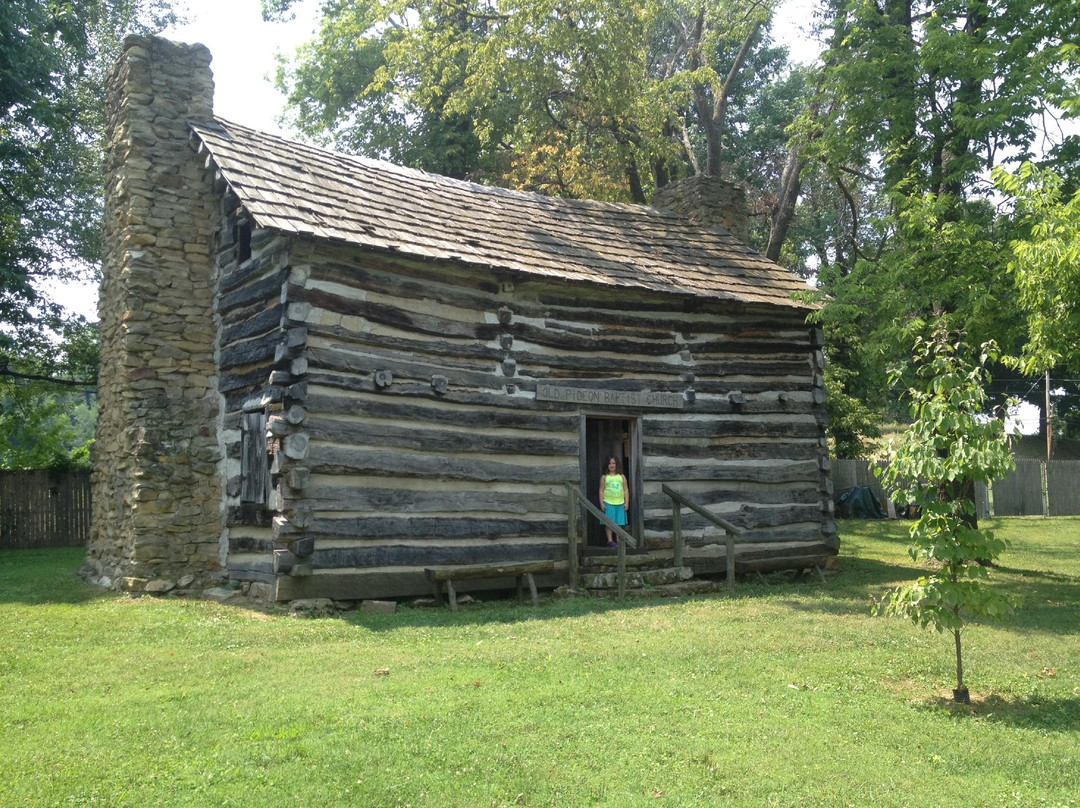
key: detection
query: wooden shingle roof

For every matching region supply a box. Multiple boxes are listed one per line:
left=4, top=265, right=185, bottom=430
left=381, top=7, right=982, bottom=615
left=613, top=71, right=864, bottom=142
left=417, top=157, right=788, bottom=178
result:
left=190, top=118, right=810, bottom=309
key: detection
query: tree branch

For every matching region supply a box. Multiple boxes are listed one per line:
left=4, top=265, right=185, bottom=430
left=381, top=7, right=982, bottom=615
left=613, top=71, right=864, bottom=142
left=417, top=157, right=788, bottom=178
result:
left=0, top=367, right=95, bottom=388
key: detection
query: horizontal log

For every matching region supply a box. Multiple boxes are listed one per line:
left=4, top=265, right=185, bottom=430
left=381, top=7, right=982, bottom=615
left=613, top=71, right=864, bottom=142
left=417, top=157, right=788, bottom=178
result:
left=304, top=416, right=578, bottom=456
left=300, top=486, right=566, bottom=515
left=304, top=390, right=579, bottom=431
left=733, top=523, right=837, bottom=544
left=291, top=284, right=500, bottom=341
left=647, top=503, right=823, bottom=532
left=219, top=268, right=287, bottom=315
left=306, top=344, right=502, bottom=390
left=220, top=334, right=279, bottom=372
left=499, top=349, right=697, bottom=378
left=677, top=389, right=817, bottom=410
left=219, top=365, right=277, bottom=394
left=313, top=252, right=503, bottom=301
left=645, top=460, right=821, bottom=484
left=221, top=304, right=284, bottom=348
left=308, top=515, right=565, bottom=541
left=308, top=446, right=581, bottom=484
left=683, top=540, right=835, bottom=576
left=226, top=562, right=276, bottom=584
left=640, top=485, right=821, bottom=509
left=641, top=418, right=819, bottom=439
left=683, top=339, right=811, bottom=358
left=735, top=554, right=831, bottom=575
left=506, top=322, right=684, bottom=357
left=302, top=372, right=811, bottom=419
left=425, top=560, right=556, bottom=581
left=640, top=437, right=822, bottom=461
left=313, top=542, right=567, bottom=569
left=228, top=534, right=276, bottom=554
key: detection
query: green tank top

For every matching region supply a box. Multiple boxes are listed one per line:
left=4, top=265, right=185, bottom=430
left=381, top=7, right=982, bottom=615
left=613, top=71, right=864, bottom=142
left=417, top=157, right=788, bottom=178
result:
left=603, top=474, right=625, bottom=505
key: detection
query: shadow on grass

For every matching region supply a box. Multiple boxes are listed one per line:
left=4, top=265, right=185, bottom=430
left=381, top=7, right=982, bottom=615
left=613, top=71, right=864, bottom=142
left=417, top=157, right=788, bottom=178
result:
left=917, top=693, right=1080, bottom=731
left=343, top=588, right=697, bottom=631
left=0, top=548, right=110, bottom=607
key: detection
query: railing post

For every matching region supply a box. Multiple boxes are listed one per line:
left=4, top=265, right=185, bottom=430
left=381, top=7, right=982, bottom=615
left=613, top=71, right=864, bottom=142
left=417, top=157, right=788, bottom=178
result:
left=726, top=531, right=735, bottom=593
left=672, top=500, right=683, bottom=569
left=566, top=485, right=579, bottom=592
left=617, top=531, right=627, bottom=601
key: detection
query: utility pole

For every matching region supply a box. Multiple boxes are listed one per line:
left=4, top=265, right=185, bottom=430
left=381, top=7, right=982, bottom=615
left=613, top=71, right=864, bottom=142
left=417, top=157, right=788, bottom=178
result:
left=1046, top=370, right=1052, bottom=462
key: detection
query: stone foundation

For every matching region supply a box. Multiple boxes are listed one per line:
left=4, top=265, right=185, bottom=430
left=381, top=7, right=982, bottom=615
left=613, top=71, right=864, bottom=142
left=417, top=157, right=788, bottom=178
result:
left=84, top=36, right=226, bottom=591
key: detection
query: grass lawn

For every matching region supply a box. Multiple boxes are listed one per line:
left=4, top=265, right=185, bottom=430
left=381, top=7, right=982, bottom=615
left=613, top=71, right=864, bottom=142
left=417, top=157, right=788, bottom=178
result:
left=2, top=518, right=1078, bottom=808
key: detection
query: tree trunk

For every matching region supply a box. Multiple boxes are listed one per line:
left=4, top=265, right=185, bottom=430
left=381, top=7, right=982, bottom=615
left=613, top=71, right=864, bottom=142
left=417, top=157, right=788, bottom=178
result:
left=882, top=0, right=918, bottom=189
left=766, top=145, right=805, bottom=262
left=689, top=11, right=763, bottom=178
left=953, top=622, right=969, bottom=703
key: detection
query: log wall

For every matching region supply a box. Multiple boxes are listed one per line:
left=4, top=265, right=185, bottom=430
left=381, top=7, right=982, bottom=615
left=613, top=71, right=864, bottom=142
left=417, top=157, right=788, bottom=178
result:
left=215, top=202, right=294, bottom=593
left=218, top=237, right=835, bottom=600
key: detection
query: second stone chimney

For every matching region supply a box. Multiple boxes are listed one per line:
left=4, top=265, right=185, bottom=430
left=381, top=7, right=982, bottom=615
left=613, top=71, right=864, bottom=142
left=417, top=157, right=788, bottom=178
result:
left=651, top=175, right=749, bottom=242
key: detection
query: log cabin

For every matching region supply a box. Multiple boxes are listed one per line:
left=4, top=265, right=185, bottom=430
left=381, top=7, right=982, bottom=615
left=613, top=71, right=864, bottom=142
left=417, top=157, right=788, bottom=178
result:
left=82, top=35, right=837, bottom=602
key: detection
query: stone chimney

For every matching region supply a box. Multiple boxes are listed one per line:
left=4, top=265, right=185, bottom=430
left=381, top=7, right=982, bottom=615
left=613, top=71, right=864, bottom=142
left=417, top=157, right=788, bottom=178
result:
left=651, top=175, right=749, bottom=242
left=83, top=36, right=226, bottom=593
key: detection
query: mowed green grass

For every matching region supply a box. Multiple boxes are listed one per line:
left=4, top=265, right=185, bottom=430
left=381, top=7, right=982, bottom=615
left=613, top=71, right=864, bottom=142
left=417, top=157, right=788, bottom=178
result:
left=1, top=518, right=1078, bottom=808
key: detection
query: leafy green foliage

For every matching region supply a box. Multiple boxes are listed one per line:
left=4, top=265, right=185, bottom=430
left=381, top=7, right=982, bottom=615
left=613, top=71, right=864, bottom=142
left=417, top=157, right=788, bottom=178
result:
left=995, top=162, right=1080, bottom=375
left=267, top=0, right=808, bottom=234
left=0, top=386, right=95, bottom=470
left=811, top=0, right=1080, bottom=198
left=0, top=320, right=98, bottom=469
left=0, top=0, right=174, bottom=377
left=802, top=0, right=1080, bottom=451
left=822, top=364, right=881, bottom=458
left=0, top=2, right=167, bottom=466
left=877, top=323, right=1018, bottom=699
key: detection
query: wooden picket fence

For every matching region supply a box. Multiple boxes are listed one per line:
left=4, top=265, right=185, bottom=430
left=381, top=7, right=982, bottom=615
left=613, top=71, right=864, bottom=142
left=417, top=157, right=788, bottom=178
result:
left=833, top=458, right=1080, bottom=518
left=0, top=469, right=92, bottom=549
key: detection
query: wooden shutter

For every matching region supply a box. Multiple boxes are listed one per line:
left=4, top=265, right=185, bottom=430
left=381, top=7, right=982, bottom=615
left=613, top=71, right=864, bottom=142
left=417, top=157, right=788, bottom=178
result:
left=240, top=410, right=270, bottom=504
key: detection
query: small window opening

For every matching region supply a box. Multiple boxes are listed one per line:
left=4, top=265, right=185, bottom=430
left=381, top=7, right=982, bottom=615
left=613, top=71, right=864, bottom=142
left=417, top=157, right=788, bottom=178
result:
left=234, top=218, right=253, bottom=264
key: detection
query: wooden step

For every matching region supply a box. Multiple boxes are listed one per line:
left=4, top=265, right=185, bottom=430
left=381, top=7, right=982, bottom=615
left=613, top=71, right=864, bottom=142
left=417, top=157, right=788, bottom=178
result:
left=579, top=565, right=693, bottom=591
left=579, top=553, right=668, bottom=573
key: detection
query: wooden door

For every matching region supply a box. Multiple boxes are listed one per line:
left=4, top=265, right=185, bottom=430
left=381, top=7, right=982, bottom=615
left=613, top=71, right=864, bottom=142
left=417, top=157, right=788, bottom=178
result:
left=582, top=416, right=641, bottom=548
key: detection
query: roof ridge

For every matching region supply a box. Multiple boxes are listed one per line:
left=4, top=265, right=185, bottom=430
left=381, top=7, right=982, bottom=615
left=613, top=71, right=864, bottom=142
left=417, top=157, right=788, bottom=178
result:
left=205, top=116, right=692, bottom=220
left=188, top=117, right=811, bottom=309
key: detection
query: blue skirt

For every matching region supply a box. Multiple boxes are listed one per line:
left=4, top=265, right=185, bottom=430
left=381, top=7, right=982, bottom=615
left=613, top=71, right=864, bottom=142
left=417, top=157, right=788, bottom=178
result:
left=601, top=503, right=628, bottom=526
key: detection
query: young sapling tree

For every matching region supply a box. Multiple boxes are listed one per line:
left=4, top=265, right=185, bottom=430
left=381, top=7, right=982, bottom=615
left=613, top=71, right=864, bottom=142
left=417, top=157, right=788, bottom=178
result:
left=877, top=323, right=1018, bottom=703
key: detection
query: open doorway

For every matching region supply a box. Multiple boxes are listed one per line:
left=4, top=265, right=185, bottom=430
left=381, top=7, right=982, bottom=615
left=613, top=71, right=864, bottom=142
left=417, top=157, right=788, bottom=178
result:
left=582, top=416, right=642, bottom=549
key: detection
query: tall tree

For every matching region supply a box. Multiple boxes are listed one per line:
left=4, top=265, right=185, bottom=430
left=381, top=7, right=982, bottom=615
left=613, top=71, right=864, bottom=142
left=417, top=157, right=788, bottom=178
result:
left=0, top=0, right=175, bottom=384
left=267, top=0, right=808, bottom=249
left=802, top=0, right=1080, bottom=450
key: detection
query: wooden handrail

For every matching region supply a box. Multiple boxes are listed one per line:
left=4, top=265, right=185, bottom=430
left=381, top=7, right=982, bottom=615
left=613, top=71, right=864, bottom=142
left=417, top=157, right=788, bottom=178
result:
left=661, top=484, right=743, bottom=592
left=565, top=483, right=637, bottom=600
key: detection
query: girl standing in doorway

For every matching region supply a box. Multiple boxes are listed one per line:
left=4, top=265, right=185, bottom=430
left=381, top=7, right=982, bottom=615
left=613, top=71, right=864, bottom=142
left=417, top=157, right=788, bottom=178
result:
left=599, top=456, right=629, bottom=548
